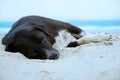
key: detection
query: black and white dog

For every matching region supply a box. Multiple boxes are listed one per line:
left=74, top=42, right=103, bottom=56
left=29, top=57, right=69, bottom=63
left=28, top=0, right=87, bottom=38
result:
left=2, top=16, right=111, bottom=59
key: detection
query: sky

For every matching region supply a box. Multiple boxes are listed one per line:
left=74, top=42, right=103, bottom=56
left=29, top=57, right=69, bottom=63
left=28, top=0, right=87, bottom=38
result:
left=0, top=0, right=120, bottom=21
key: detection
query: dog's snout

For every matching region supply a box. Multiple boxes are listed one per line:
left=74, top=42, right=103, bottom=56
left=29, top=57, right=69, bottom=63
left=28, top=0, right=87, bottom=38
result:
left=50, top=53, right=59, bottom=59
left=49, top=50, right=59, bottom=59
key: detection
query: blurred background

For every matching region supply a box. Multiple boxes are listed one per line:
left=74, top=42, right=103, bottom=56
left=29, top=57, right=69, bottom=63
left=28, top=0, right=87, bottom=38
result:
left=0, top=0, right=120, bottom=35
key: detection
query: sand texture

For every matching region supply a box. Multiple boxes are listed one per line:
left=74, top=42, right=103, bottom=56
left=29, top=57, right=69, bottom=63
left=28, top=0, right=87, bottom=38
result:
left=0, top=33, right=120, bottom=80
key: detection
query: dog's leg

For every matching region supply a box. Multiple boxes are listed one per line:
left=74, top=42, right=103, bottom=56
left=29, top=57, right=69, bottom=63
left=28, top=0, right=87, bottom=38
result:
left=67, top=30, right=86, bottom=47
left=68, top=32, right=111, bottom=47
left=76, top=33, right=112, bottom=45
left=66, top=24, right=86, bottom=39
left=71, top=30, right=86, bottom=39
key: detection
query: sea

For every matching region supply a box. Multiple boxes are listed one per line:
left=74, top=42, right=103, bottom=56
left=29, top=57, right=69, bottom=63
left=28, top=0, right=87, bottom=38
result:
left=0, top=20, right=120, bottom=36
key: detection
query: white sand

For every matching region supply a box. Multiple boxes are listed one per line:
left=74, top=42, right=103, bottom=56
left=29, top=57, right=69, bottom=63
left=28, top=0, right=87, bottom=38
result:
left=0, top=33, right=120, bottom=80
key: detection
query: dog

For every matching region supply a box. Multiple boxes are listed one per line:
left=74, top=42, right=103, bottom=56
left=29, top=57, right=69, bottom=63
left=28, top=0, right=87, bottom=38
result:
left=2, top=16, right=111, bottom=59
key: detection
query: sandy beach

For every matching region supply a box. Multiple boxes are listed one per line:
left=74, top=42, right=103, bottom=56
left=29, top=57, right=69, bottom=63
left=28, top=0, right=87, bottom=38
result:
left=0, top=33, right=120, bottom=80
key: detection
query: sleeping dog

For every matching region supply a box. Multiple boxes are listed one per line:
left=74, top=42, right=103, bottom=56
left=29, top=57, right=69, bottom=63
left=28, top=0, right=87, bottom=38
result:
left=2, top=16, right=111, bottom=59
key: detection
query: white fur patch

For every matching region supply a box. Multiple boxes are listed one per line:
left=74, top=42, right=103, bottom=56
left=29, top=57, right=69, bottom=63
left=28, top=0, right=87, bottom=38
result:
left=53, top=30, right=76, bottom=49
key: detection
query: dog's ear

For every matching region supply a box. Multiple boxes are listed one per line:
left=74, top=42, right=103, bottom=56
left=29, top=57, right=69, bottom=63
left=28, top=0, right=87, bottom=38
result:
left=29, top=23, right=55, bottom=44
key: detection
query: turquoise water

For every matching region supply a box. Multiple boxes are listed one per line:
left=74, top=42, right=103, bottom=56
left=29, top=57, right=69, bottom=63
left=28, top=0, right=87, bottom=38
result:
left=0, top=22, right=13, bottom=28
left=68, top=20, right=120, bottom=26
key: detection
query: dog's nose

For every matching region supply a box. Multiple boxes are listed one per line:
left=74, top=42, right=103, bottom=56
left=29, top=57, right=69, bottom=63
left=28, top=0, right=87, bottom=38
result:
left=49, top=51, right=59, bottom=59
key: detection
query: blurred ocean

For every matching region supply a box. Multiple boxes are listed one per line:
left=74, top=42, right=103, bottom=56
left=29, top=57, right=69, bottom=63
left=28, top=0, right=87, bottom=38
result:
left=0, top=20, right=120, bottom=35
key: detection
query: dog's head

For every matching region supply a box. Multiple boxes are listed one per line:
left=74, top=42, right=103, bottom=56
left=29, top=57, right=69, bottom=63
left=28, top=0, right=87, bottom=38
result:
left=5, top=23, right=59, bottom=59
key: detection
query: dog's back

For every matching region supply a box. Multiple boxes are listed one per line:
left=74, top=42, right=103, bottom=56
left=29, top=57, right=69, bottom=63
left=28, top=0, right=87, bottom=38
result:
left=2, top=16, right=83, bottom=45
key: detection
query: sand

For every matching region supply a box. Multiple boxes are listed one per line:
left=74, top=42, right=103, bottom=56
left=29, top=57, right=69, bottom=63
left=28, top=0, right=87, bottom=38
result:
left=0, top=33, right=120, bottom=80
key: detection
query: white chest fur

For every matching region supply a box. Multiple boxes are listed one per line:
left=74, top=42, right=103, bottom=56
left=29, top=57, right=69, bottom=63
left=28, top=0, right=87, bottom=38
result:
left=53, top=30, right=76, bottom=49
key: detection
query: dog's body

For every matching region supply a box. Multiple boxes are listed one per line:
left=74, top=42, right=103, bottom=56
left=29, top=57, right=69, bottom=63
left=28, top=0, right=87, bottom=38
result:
left=2, top=16, right=111, bottom=59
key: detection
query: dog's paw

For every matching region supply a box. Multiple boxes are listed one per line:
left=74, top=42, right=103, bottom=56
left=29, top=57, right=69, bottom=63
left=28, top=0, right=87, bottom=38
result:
left=97, top=33, right=112, bottom=41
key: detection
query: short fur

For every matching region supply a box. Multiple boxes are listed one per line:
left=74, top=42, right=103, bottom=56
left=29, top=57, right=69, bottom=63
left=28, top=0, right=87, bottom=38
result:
left=2, top=16, right=83, bottom=59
